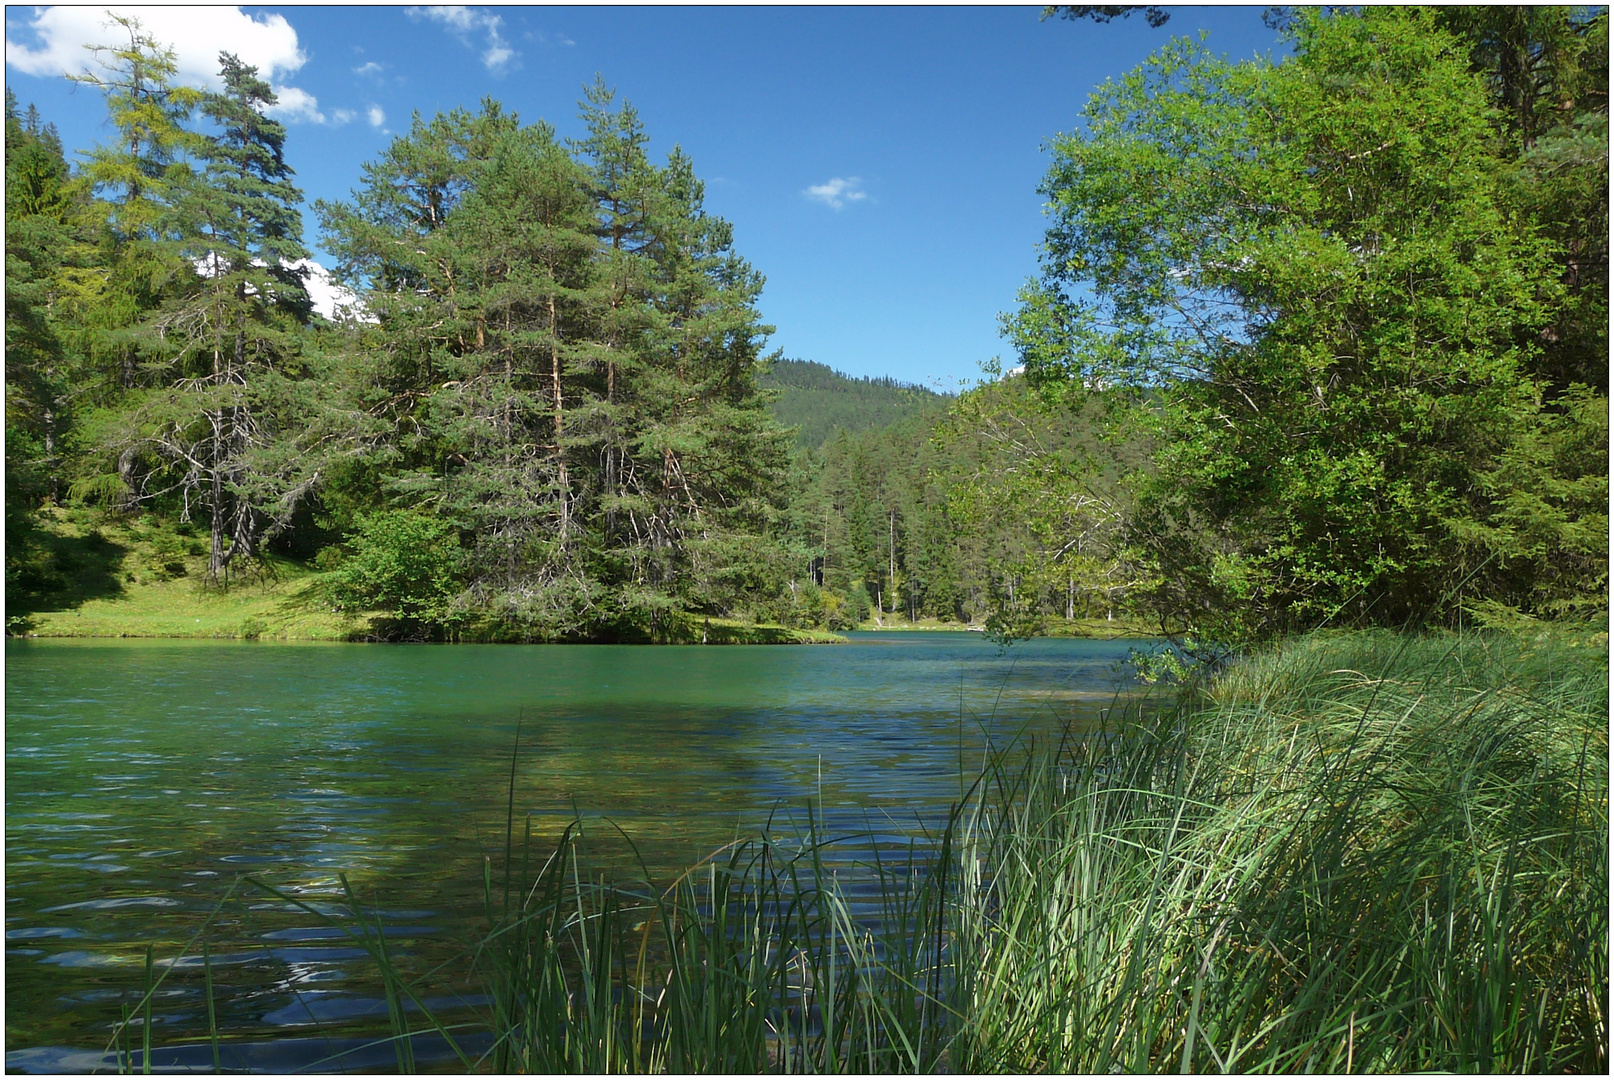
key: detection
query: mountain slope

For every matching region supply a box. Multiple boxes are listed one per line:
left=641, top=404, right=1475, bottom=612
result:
left=761, top=359, right=952, bottom=449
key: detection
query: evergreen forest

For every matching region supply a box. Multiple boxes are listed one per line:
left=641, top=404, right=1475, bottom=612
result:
left=6, top=6, right=1607, bottom=649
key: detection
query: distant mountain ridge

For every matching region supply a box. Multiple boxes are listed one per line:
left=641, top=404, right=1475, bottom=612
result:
left=761, top=359, right=952, bottom=449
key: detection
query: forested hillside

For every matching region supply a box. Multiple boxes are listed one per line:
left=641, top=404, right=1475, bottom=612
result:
left=759, top=358, right=949, bottom=449
left=6, top=6, right=1607, bottom=646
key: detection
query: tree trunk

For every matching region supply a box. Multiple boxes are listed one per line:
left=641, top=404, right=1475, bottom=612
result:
left=231, top=499, right=259, bottom=563
left=208, top=329, right=227, bottom=583
left=208, top=429, right=226, bottom=583
left=888, top=509, right=896, bottom=610
left=548, top=293, right=569, bottom=537
left=117, top=446, right=140, bottom=514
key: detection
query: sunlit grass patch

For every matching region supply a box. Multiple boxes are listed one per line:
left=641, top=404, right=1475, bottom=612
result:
left=14, top=508, right=362, bottom=640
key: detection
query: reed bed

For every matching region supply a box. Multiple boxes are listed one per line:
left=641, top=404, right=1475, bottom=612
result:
left=114, top=627, right=1608, bottom=1072
left=949, top=628, right=1608, bottom=1073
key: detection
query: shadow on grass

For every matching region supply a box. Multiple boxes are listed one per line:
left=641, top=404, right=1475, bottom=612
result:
left=5, top=525, right=128, bottom=630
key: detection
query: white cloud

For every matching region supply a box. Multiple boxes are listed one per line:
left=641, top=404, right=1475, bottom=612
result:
left=805, top=177, right=868, bottom=210
left=266, top=85, right=323, bottom=124
left=4, top=7, right=345, bottom=125
left=367, top=105, right=386, bottom=128
left=7, top=7, right=305, bottom=87
left=412, top=6, right=478, bottom=34
left=352, top=61, right=384, bottom=78
left=330, top=108, right=356, bottom=127
left=407, top=6, right=517, bottom=73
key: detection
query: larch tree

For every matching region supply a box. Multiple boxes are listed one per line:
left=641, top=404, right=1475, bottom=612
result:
left=117, top=53, right=331, bottom=582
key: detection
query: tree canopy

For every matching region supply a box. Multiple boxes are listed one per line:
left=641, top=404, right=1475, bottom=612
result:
left=1005, top=5, right=1607, bottom=641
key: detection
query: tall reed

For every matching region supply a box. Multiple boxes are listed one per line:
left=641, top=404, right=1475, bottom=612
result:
left=948, top=628, right=1608, bottom=1073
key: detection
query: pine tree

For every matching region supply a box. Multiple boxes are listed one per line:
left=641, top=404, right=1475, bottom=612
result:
left=435, top=120, right=613, bottom=632
left=572, top=80, right=658, bottom=557
left=56, top=17, right=202, bottom=506
left=319, top=90, right=797, bottom=638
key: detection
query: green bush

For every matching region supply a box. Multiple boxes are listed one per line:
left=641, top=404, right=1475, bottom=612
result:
left=145, top=531, right=189, bottom=580
left=328, top=510, right=462, bottom=633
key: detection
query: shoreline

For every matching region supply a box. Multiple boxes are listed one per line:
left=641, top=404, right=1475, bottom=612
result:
left=9, top=511, right=1152, bottom=646
left=8, top=618, right=849, bottom=646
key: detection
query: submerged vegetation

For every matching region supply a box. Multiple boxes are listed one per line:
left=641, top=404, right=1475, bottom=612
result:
left=93, top=627, right=1607, bottom=1072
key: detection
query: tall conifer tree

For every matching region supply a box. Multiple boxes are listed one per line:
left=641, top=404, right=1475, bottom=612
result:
left=115, top=53, right=327, bottom=582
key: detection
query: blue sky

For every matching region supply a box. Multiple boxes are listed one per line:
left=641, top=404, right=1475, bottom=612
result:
left=6, top=5, right=1286, bottom=389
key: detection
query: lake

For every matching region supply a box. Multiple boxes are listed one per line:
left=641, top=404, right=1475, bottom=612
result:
left=4, top=632, right=1146, bottom=1071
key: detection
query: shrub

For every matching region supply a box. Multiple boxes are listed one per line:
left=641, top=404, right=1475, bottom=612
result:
left=328, top=510, right=462, bottom=633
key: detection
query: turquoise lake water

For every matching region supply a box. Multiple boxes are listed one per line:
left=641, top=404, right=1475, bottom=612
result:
left=4, top=632, right=1147, bottom=1070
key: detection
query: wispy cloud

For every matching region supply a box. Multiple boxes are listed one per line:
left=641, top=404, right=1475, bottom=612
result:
left=406, top=6, right=517, bottom=73
left=805, top=177, right=868, bottom=210
left=353, top=61, right=384, bottom=78
left=330, top=107, right=356, bottom=126
left=368, top=105, right=387, bottom=128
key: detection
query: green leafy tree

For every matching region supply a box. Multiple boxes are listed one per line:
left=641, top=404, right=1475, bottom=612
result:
left=941, top=381, right=1149, bottom=637
left=1434, top=6, right=1609, bottom=397
left=1008, top=7, right=1606, bottom=640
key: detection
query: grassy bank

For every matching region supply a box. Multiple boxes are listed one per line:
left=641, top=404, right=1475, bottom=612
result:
left=107, top=625, right=1607, bottom=1072
left=952, top=626, right=1608, bottom=1072
left=6, top=509, right=843, bottom=644
left=7, top=507, right=360, bottom=640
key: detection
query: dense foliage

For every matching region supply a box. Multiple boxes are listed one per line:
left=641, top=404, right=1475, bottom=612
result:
left=5, top=46, right=803, bottom=640
left=3, top=42, right=1143, bottom=640
left=313, top=88, right=797, bottom=639
left=1008, top=5, right=1608, bottom=643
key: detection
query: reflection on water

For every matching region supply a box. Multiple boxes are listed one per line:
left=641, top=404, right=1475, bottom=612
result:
left=5, top=632, right=1146, bottom=1069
